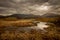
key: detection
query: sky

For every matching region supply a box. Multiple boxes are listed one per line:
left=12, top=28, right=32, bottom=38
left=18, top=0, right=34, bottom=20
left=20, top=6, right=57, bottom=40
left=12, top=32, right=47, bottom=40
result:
left=0, top=0, right=60, bottom=16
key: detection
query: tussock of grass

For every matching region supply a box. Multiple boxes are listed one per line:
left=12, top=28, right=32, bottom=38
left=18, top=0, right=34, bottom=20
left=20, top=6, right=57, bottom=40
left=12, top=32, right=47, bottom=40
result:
left=0, top=23, right=60, bottom=40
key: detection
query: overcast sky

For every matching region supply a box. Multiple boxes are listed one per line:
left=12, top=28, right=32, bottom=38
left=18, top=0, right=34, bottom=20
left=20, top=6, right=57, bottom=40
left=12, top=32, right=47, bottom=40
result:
left=0, top=0, right=60, bottom=16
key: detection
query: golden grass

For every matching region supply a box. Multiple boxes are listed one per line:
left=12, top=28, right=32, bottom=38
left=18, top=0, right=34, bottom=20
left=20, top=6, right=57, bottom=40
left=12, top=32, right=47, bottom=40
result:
left=0, top=19, right=36, bottom=27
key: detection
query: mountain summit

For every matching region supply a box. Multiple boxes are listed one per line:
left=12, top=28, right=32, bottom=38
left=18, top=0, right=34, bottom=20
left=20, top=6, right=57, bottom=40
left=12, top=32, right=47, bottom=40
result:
left=42, top=13, right=60, bottom=17
left=0, top=14, right=41, bottom=19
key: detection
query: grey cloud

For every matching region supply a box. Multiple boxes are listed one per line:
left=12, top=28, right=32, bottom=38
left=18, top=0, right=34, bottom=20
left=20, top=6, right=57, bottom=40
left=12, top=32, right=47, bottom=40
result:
left=0, top=0, right=12, bottom=7
left=0, top=0, right=60, bottom=16
left=48, top=0, right=60, bottom=5
left=0, top=0, right=49, bottom=7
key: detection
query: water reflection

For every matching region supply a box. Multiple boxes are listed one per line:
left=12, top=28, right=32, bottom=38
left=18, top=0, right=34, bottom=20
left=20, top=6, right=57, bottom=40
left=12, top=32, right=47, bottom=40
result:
left=1, top=22, right=49, bottom=31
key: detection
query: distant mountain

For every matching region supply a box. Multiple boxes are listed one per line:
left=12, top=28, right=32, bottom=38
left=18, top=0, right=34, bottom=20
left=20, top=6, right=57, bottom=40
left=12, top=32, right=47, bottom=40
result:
left=0, top=15, right=6, bottom=18
left=0, top=13, right=60, bottom=19
left=42, top=13, right=60, bottom=18
left=0, top=14, right=41, bottom=19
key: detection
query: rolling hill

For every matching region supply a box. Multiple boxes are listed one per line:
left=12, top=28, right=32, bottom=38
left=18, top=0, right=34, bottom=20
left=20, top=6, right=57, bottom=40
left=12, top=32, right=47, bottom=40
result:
left=0, top=14, right=41, bottom=19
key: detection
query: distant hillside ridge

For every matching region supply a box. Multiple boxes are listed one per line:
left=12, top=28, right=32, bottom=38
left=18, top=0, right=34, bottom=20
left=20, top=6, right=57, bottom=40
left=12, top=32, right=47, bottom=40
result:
left=0, top=14, right=41, bottom=19
left=41, top=13, right=60, bottom=18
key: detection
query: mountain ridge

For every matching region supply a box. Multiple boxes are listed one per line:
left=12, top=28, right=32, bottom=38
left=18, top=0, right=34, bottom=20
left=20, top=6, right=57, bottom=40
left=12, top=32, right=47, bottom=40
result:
left=0, top=14, right=41, bottom=19
left=0, top=13, right=60, bottom=19
left=42, top=13, right=60, bottom=18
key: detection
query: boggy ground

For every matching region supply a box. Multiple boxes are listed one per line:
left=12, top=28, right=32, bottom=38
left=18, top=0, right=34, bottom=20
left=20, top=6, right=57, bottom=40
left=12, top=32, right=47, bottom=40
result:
left=0, top=23, right=60, bottom=40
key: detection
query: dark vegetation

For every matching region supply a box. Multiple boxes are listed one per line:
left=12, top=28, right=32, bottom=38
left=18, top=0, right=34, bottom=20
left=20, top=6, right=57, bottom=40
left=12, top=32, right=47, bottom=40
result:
left=0, top=24, right=60, bottom=40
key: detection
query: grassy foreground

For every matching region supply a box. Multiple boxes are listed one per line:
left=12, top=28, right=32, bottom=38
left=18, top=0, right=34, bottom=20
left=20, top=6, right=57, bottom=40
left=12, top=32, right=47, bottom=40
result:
left=0, top=24, right=60, bottom=40
left=0, top=17, right=60, bottom=40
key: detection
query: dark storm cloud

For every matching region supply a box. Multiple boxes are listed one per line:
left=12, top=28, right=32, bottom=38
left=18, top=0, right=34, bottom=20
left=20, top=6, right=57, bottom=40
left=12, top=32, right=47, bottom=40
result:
left=48, top=0, right=60, bottom=5
left=0, top=0, right=12, bottom=7
left=0, top=0, right=60, bottom=16
left=0, top=0, right=49, bottom=14
left=25, top=0, right=49, bottom=4
left=48, top=0, right=60, bottom=14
